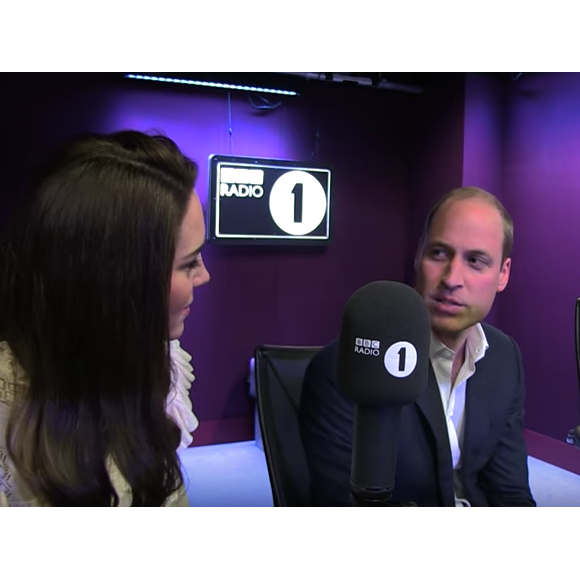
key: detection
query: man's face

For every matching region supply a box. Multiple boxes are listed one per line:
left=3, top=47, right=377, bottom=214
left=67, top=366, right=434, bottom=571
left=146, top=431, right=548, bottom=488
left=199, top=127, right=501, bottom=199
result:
left=415, top=198, right=511, bottom=349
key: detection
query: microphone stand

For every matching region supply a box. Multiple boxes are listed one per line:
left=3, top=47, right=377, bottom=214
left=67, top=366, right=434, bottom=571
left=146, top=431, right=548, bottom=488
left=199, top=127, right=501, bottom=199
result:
left=569, top=299, right=580, bottom=450
left=351, top=496, right=417, bottom=507
left=350, top=406, right=417, bottom=506
left=350, top=487, right=417, bottom=507
left=567, top=425, right=580, bottom=450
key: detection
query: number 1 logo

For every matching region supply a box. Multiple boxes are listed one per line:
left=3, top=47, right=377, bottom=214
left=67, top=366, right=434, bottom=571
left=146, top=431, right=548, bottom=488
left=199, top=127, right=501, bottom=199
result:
left=269, top=170, right=327, bottom=236
left=383, top=341, right=418, bottom=378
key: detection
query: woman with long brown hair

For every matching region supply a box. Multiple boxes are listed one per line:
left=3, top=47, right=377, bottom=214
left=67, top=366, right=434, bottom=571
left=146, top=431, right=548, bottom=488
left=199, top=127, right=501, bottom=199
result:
left=0, top=130, right=210, bottom=506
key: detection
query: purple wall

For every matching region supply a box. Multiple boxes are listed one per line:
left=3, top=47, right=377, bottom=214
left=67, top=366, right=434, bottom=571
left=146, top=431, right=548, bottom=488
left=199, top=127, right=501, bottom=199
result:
left=458, top=73, right=580, bottom=454
left=404, top=74, right=466, bottom=285
left=0, top=73, right=417, bottom=445
left=462, top=73, right=505, bottom=327
left=500, top=73, right=580, bottom=442
left=5, top=72, right=576, bottom=454
left=462, top=74, right=504, bottom=196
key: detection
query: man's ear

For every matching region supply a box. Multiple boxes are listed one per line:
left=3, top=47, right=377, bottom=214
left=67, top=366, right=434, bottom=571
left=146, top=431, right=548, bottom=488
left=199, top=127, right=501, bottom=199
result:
left=497, top=257, right=511, bottom=292
left=414, top=245, right=422, bottom=273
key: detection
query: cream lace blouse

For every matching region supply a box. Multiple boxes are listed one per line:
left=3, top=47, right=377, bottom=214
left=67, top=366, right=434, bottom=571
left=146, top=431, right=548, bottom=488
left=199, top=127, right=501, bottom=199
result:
left=0, top=340, right=199, bottom=507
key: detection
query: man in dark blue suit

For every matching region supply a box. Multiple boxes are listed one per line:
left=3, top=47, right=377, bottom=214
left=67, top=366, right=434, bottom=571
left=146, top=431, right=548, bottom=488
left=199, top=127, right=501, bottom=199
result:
left=299, top=187, right=536, bottom=506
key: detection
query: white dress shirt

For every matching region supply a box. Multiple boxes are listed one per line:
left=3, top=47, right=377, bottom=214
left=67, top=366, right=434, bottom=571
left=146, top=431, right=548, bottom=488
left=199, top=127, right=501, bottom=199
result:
left=429, top=323, right=488, bottom=507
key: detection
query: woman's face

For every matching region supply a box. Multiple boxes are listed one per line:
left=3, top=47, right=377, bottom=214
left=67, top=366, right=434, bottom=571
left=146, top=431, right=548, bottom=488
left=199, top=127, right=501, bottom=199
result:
left=169, top=192, right=210, bottom=340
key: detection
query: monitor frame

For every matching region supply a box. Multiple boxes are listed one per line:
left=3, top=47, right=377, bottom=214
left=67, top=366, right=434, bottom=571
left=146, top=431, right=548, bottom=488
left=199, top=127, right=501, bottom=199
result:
left=206, top=154, right=332, bottom=247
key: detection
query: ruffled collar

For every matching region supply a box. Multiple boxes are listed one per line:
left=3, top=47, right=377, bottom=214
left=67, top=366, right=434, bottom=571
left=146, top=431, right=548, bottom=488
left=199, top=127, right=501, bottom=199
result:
left=167, top=340, right=199, bottom=449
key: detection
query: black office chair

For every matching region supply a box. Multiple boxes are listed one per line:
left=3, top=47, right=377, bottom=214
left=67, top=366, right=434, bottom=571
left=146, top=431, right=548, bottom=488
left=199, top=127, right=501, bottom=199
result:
left=254, top=344, right=322, bottom=507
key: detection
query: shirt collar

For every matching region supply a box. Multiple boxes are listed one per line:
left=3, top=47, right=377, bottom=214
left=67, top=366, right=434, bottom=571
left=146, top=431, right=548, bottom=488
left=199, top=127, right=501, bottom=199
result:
left=429, top=322, right=489, bottom=363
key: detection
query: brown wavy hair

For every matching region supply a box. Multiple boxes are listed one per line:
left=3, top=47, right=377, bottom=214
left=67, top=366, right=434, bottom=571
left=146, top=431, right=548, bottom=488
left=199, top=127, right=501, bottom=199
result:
left=0, top=130, right=198, bottom=506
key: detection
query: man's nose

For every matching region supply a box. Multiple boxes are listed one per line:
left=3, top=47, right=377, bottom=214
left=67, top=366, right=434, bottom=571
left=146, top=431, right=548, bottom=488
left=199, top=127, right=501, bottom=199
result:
left=441, top=256, right=463, bottom=288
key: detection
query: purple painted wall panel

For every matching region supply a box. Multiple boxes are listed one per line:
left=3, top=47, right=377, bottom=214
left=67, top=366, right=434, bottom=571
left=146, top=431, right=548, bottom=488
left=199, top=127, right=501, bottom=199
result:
left=9, top=73, right=577, bottom=454
left=501, top=73, right=580, bottom=441
left=462, top=73, right=505, bottom=327
left=0, top=74, right=416, bottom=445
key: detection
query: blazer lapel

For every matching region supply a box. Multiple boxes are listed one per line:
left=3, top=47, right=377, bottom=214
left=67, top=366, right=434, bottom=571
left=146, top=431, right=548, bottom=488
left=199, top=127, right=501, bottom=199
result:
left=462, top=359, right=491, bottom=472
left=415, top=366, right=455, bottom=506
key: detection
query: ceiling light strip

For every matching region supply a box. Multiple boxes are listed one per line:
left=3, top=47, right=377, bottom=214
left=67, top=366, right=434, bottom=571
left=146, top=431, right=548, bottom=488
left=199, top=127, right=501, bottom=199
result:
left=125, top=74, right=298, bottom=96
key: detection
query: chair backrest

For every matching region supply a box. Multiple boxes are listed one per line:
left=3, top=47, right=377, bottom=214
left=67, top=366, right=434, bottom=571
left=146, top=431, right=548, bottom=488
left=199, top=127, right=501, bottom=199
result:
left=254, top=344, right=321, bottom=507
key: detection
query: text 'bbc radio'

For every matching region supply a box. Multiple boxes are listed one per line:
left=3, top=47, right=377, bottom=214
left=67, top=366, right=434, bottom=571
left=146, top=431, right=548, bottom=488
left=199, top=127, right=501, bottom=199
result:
left=220, top=167, right=265, bottom=198
left=354, top=337, right=381, bottom=357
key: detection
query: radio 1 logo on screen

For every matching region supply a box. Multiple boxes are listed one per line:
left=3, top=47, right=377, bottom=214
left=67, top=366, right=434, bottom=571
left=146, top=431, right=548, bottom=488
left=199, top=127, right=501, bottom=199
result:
left=209, top=156, right=331, bottom=244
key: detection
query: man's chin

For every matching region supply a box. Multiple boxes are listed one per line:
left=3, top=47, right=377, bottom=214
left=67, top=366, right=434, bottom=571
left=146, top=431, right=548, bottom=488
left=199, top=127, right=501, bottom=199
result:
left=431, top=310, right=461, bottom=325
left=431, top=318, right=470, bottom=339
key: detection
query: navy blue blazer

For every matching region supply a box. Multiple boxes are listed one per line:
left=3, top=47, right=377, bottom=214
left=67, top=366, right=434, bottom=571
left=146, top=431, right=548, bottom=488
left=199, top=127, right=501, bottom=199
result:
left=298, top=323, right=536, bottom=507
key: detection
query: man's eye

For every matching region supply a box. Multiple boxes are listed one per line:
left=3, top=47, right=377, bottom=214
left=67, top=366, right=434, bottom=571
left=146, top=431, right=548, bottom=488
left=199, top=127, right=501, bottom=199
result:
left=469, top=257, right=486, bottom=269
left=431, top=249, right=447, bottom=259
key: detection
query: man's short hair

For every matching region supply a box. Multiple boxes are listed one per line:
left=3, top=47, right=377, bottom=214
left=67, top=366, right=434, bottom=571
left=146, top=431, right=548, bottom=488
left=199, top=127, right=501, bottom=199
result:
left=417, top=186, right=514, bottom=264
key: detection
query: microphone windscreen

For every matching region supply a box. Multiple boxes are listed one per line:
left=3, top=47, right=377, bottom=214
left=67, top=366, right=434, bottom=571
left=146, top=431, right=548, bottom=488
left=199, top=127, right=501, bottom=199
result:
left=338, top=280, right=431, bottom=406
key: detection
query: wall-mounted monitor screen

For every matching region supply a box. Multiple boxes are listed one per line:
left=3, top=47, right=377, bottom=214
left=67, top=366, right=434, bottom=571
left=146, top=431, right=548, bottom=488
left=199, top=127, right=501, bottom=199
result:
left=207, top=155, right=332, bottom=246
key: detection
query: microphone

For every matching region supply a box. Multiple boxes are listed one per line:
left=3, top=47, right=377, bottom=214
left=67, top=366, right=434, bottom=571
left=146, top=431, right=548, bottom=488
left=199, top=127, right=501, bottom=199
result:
left=337, top=281, right=431, bottom=506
